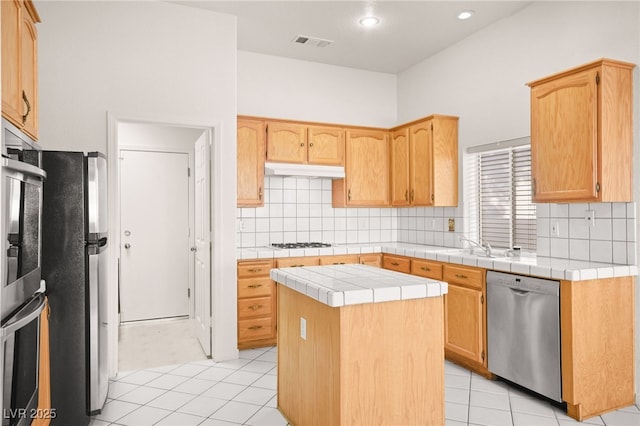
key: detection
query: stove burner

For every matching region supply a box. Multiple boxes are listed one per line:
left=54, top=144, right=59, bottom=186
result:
left=272, top=242, right=332, bottom=249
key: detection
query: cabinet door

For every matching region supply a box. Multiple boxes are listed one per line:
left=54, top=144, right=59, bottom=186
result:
left=531, top=68, right=598, bottom=202
left=307, top=126, right=344, bottom=166
left=409, top=121, right=433, bottom=206
left=432, top=117, right=458, bottom=206
left=390, top=128, right=410, bottom=206
left=21, top=7, right=38, bottom=139
left=344, top=130, right=389, bottom=206
left=444, top=284, right=484, bottom=364
left=266, top=122, right=307, bottom=163
left=2, top=0, right=22, bottom=126
left=237, top=119, right=265, bottom=207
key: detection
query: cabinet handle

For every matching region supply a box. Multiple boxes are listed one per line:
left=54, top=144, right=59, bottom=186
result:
left=431, top=194, right=434, bottom=201
left=248, top=325, right=263, bottom=330
left=22, top=91, right=31, bottom=124
left=332, top=262, right=346, bottom=265
left=248, top=304, right=262, bottom=311
left=405, top=190, right=408, bottom=201
left=411, top=189, right=415, bottom=202
left=421, top=266, right=431, bottom=272
left=300, top=143, right=305, bottom=147
left=247, top=284, right=263, bottom=289
left=391, top=262, right=400, bottom=266
left=247, top=268, right=263, bottom=273
left=309, top=142, right=314, bottom=147
left=455, top=273, right=468, bottom=279
left=348, top=189, right=352, bottom=201
left=258, top=187, right=263, bottom=200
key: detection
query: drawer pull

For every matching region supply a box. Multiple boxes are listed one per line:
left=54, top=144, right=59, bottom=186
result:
left=421, top=266, right=431, bottom=272
left=247, top=268, right=263, bottom=273
left=248, top=325, right=263, bottom=330
left=248, top=304, right=263, bottom=311
left=391, top=262, right=400, bottom=266
left=247, top=284, right=263, bottom=289
left=455, top=273, right=469, bottom=279
left=332, top=262, right=346, bottom=265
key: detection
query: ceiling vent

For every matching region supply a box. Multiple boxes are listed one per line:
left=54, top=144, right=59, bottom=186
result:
left=292, top=34, right=334, bottom=48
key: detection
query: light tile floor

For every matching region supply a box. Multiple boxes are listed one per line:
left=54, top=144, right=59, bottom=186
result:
left=100, top=343, right=640, bottom=426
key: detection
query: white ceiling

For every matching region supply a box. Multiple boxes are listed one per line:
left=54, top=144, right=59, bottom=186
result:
left=177, top=1, right=534, bottom=74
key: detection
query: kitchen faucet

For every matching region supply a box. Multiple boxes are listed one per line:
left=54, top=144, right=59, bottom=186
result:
left=459, top=235, right=492, bottom=257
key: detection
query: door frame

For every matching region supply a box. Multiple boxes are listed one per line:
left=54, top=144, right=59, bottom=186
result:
left=118, top=146, right=194, bottom=322
left=107, top=112, right=235, bottom=377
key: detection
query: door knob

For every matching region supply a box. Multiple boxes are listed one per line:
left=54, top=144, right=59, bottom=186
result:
left=190, top=247, right=197, bottom=252
left=124, top=243, right=131, bottom=249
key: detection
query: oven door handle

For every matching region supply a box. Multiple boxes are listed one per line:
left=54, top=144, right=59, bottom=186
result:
left=2, top=157, right=47, bottom=181
left=0, top=293, right=46, bottom=338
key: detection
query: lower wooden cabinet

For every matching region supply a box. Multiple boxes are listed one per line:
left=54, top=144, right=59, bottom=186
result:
left=319, top=254, right=359, bottom=265
left=359, top=253, right=382, bottom=267
left=442, top=264, right=488, bottom=375
left=382, top=254, right=411, bottom=273
left=237, top=260, right=276, bottom=349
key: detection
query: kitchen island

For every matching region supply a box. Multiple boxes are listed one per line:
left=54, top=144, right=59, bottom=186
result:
left=270, top=264, right=447, bottom=426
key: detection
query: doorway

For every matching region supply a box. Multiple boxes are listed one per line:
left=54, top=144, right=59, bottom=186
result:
left=114, top=121, right=212, bottom=370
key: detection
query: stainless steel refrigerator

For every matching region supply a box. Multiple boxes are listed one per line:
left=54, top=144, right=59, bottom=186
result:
left=41, top=151, right=109, bottom=425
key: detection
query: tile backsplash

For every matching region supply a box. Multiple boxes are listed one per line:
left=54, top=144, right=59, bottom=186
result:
left=236, top=176, right=637, bottom=265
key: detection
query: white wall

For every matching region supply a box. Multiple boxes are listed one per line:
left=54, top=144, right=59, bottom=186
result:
left=238, top=51, right=397, bottom=128
left=36, top=1, right=239, bottom=365
left=397, top=0, right=640, bottom=405
left=398, top=1, right=639, bottom=149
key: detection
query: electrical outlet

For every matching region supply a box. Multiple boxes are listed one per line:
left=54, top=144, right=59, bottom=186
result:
left=551, top=221, right=560, bottom=237
left=448, top=218, right=455, bottom=232
left=585, top=210, right=595, bottom=228
left=300, top=317, right=307, bottom=340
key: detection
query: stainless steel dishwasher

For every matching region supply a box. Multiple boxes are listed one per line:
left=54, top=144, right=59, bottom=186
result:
left=487, top=270, right=562, bottom=402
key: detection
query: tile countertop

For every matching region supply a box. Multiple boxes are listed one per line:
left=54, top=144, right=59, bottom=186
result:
left=240, top=242, right=639, bottom=282
left=270, top=264, right=447, bottom=307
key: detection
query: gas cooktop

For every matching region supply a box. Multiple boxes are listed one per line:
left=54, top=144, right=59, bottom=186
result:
left=271, top=242, right=332, bottom=249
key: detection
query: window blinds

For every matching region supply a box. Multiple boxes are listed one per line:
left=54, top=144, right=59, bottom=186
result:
left=477, top=146, right=536, bottom=250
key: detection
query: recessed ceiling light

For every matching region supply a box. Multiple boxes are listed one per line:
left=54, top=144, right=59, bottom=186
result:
left=458, top=10, right=474, bottom=20
left=359, top=16, right=380, bottom=27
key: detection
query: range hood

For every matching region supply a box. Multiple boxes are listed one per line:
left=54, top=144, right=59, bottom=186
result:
left=264, top=162, right=345, bottom=179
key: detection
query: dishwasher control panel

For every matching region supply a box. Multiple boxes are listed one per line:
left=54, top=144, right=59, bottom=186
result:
left=486, top=270, right=559, bottom=295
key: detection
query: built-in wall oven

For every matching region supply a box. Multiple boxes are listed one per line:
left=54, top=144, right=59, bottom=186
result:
left=1, top=119, right=47, bottom=425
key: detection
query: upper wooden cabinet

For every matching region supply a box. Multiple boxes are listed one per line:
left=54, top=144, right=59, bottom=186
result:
left=332, top=129, right=389, bottom=207
left=2, top=0, right=40, bottom=140
left=528, top=59, right=634, bottom=203
left=266, top=121, right=344, bottom=166
left=390, top=116, right=458, bottom=207
left=237, top=118, right=266, bottom=207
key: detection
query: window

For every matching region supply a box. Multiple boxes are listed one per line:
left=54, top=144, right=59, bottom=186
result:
left=469, top=142, right=536, bottom=250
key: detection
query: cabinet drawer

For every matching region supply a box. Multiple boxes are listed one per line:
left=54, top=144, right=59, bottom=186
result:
left=238, top=260, right=273, bottom=278
left=238, top=296, right=273, bottom=319
left=382, top=255, right=411, bottom=273
left=412, top=259, right=443, bottom=280
left=443, top=264, right=484, bottom=290
left=276, top=256, right=320, bottom=268
left=238, top=278, right=274, bottom=298
left=238, top=317, right=274, bottom=341
left=359, top=253, right=382, bottom=267
left=319, top=254, right=359, bottom=265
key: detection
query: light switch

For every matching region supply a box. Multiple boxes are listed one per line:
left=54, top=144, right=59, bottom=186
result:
left=300, top=317, right=307, bottom=340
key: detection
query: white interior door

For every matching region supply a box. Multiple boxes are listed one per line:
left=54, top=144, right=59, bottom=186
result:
left=120, top=149, right=190, bottom=322
left=194, top=133, right=212, bottom=355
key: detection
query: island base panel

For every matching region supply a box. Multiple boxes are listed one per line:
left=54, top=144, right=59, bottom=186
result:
left=277, top=284, right=445, bottom=426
